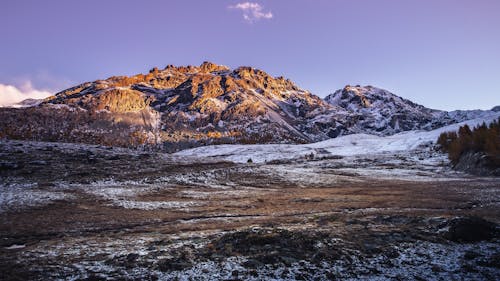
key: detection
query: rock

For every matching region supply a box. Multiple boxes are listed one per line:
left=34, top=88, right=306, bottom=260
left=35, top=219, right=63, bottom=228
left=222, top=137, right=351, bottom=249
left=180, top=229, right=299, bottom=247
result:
left=243, top=259, right=263, bottom=269
left=126, top=253, right=139, bottom=262
left=444, top=217, right=498, bottom=242
left=87, top=88, right=151, bottom=113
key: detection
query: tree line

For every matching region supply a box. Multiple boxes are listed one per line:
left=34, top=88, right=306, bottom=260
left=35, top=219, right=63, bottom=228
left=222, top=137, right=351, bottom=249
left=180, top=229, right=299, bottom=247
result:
left=437, top=117, right=500, bottom=166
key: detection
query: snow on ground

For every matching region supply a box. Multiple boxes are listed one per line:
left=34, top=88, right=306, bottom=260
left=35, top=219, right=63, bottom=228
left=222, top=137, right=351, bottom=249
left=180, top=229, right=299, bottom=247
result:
left=157, top=238, right=499, bottom=281
left=49, top=239, right=498, bottom=281
left=112, top=200, right=204, bottom=210
left=2, top=115, right=498, bottom=213
left=174, top=114, right=500, bottom=163
left=0, top=182, right=73, bottom=213
left=72, top=180, right=207, bottom=210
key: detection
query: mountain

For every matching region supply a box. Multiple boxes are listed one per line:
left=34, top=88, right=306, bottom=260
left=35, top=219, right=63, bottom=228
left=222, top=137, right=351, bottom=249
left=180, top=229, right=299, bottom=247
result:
left=323, top=85, right=499, bottom=136
left=324, top=85, right=440, bottom=135
left=0, top=62, right=497, bottom=151
left=39, top=62, right=343, bottom=150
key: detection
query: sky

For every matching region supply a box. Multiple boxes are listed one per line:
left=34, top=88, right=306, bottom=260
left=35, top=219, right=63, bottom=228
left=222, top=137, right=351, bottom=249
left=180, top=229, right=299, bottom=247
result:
left=1, top=0, right=499, bottom=110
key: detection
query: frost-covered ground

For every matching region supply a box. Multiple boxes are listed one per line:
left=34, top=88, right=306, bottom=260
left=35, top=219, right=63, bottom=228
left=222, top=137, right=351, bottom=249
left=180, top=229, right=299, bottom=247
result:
left=0, top=182, right=72, bottom=213
left=6, top=221, right=499, bottom=281
left=174, top=115, right=499, bottom=163
left=1, top=122, right=499, bottom=280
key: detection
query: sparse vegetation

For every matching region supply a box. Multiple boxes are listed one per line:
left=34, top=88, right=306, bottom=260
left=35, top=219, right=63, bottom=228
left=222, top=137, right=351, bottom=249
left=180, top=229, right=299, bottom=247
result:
left=437, top=118, right=500, bottom=166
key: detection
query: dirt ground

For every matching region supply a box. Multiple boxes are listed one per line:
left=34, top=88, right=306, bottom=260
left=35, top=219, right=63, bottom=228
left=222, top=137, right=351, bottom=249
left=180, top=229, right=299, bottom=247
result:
left=0, top=139, right=499, bottom=280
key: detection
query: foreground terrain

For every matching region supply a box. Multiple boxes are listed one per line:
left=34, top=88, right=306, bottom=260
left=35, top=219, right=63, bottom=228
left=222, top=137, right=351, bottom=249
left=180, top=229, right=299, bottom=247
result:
left=0, top=139, right=499, bottom=281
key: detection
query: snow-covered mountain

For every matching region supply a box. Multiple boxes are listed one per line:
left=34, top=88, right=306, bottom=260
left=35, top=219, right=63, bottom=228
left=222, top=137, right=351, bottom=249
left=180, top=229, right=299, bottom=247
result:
left=0, top=62, right=498, bottom=150
left=323, top=85, right=499, bottom=136
left=324, top=85, right=439, bottom=135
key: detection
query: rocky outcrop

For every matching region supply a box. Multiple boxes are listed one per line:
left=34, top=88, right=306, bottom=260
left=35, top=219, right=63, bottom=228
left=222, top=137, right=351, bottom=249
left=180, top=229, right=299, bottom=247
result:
left=444, top=217, right=498, bottom=242
left=61, top=88, right=154, bottom=113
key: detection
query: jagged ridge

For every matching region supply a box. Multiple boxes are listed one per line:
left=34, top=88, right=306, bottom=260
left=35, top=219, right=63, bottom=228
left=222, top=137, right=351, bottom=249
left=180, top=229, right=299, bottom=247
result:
left=41, top=62, right=343, bottom=150
left=1, top=62, right=498, bottom=150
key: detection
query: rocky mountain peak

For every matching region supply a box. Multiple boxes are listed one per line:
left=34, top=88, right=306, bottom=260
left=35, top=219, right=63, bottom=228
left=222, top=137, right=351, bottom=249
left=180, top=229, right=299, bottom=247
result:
left=325, top=85, right=415, bottom=111
left=324, top=85, right=441, bottom=135
left=199, top=61, right=230, bottom=73
left=2, top=63, right=498, bottom=151
left=161, top=62, right=229, bottom=75
left=33, top=63, right=333, bottom=148
left=341, top=85, right=372, bottom=108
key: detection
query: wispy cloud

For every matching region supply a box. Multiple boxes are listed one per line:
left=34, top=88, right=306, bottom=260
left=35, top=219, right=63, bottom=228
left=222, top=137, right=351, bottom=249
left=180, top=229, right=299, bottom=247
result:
left=0, top=82, right=53, bottom=107
left=229, top=2, right=273, bottom=23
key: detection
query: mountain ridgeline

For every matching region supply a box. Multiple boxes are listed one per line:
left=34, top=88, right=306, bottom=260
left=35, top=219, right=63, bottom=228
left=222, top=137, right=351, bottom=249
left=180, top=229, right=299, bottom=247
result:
left=0, top=62, right=498, bottom=151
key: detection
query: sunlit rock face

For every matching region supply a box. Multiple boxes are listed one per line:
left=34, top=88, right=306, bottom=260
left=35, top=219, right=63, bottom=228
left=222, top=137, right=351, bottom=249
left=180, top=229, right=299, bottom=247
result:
left=1, top=63, right=498, bottom=150
left=25, top=62, right=341, bottom=149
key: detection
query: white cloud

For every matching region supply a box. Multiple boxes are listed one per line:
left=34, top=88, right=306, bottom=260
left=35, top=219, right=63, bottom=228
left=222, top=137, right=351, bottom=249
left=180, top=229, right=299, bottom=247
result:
left=0, top=82, right=53, bottom=107
left=229, top=2, right=273, bottom=23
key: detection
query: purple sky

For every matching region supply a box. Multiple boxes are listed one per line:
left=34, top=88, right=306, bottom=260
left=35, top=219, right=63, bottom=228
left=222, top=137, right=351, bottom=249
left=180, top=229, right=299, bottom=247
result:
left=1, top=0, right=499, bottom=110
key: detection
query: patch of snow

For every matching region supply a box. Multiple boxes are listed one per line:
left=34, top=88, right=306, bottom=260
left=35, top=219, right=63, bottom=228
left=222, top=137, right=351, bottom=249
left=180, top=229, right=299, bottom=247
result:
left=79, top=181, right=188, bottom=210
left=174, top=114, right=500, bottom=164
left=0, top=182, right=73, bottom=213
left=5, top=244, right=26, bottom=250
left=113, top=200, right=203, bottom=210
